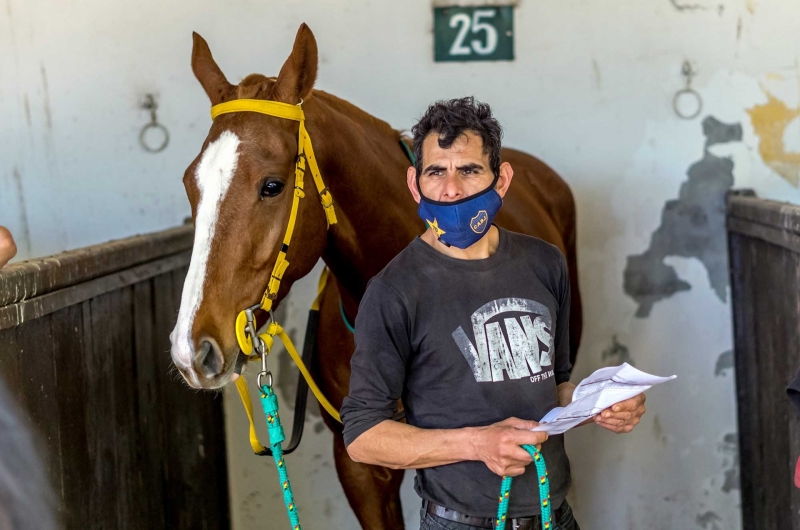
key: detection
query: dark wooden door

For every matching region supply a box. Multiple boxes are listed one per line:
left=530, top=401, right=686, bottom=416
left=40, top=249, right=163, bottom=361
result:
left=728, top=192, right=800, bottom=530
left=0, top=226, right=230, bottom=530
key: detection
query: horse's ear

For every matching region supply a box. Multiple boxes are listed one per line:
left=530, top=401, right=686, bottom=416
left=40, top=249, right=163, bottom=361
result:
left=271, top=24, right=318, bottom=104
left=191, top=32, right=234, bottom=105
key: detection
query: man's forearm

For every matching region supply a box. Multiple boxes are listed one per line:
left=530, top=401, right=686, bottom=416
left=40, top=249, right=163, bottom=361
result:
left=347, top=419, right=478, bottom=470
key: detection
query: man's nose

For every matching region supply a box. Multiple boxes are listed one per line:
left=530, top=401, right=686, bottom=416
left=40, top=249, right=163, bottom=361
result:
left=441, top=173, right=464, bottom=200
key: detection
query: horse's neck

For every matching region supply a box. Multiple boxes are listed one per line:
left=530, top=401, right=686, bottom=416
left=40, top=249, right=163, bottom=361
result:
left=307, top=94, right=421, bottom=304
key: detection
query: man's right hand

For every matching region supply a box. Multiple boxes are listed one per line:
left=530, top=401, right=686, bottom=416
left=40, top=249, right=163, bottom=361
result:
left=471, top=417, right=549, bottom=477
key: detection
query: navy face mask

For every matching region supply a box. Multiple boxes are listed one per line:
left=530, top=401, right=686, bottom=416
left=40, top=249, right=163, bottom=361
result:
left=417, top=173, right=503, bottom=249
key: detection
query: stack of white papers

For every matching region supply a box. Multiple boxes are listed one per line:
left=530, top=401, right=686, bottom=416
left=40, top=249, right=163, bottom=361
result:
left=532, top=363, right=676, bottom=435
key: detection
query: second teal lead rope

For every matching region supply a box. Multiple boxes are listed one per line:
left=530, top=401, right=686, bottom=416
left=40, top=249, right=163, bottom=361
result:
left=495, top=444, right=552, bottom=529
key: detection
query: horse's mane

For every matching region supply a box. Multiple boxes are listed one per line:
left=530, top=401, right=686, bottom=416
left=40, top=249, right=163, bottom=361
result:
left=312, top=89, right=403, bottom=141
left=234, top=74, right=403, bottom=141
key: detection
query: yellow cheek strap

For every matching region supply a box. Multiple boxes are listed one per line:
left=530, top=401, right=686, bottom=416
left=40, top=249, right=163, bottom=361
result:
left=210, top=99, right=342, bottom=454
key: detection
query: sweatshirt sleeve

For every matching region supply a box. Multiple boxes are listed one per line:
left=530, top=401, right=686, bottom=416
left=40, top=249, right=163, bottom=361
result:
left=341, top=278, right=412, bottom=447
left=553, top=251, right=573, bottom=386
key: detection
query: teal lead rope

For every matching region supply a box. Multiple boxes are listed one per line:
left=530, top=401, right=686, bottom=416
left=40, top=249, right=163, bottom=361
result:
left=259, top=384, right=302, bottom=530
left=258, top=377, right=549, bottom=530
left=495, top=444, right=552, bottom=530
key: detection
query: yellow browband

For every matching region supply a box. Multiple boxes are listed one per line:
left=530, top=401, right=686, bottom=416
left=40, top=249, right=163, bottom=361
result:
left=210, top=99, right=341, bottom=453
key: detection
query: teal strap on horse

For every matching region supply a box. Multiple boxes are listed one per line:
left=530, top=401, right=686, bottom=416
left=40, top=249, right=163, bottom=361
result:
left=495, top=445, right=552, bottom=530
left=259, top=383, right=302, bottom=530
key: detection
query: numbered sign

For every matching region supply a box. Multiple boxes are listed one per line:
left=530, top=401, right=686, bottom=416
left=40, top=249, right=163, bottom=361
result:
left=434, top=5, right=514, bottom=62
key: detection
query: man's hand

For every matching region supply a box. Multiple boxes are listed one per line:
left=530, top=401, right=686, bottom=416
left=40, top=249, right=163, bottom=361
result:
left=0, top=226, right=17, bottom=268
left=471, top=417, right=549, bottom=477
left=594, top=394, right=646, bottom=434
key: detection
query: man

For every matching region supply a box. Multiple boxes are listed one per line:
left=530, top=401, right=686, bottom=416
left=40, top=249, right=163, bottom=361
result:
left=0, top=227, right=16, bottom=268
left=341, top=98, right=646, bottom=529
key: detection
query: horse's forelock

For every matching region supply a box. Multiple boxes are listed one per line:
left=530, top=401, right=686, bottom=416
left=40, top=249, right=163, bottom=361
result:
left=237, top=75, right=275, bottom=100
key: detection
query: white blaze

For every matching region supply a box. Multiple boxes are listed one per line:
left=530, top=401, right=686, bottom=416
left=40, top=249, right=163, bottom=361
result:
left=170, top=131, right=241, bottom=373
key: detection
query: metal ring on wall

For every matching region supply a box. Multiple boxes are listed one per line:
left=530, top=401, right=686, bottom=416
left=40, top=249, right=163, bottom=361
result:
left=673, top=87, right=703, bottom=120
left=139, top=122, right=170, bottom=153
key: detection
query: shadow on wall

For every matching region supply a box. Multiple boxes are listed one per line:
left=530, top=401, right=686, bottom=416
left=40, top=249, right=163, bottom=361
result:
left=623, top=116, right=743, bottom=317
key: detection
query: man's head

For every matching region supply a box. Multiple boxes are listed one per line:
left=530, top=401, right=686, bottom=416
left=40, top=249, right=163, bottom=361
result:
left=407, top=97, right=513, bottom=248
left=407, top=97, right=512, bottom=205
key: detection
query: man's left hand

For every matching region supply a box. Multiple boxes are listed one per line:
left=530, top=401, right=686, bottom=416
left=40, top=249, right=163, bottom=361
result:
left=593, top=394, right=646, bottom=434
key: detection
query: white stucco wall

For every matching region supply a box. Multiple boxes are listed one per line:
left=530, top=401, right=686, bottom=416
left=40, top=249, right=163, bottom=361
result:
left=3, top=1, right=800, bottom=528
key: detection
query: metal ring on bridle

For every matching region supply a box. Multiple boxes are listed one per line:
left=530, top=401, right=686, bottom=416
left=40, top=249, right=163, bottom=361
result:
left=673, top=88, right=702, bottom=120
left=244, top=306, right=275, bottom=358
left=139, top=122, right=170, bottom=153
left=264, top=309, right=275, bottom=329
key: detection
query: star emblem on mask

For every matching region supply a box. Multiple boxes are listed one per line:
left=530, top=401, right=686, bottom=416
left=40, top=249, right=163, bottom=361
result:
left=426, top=218, right=446, bottom=238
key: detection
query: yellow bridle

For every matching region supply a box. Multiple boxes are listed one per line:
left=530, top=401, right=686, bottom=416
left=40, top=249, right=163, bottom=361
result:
left=209, top=98, right=341, bottom=454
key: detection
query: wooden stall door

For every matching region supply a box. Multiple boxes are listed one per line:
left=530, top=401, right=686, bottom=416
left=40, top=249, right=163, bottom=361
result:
left=0, top=226, right=230, bottom=530
left=728, top=193, right=800, bottom=530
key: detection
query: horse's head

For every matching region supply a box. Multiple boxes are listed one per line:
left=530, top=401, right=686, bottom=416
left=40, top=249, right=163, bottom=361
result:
left=170, top=25, right=329, bottom=389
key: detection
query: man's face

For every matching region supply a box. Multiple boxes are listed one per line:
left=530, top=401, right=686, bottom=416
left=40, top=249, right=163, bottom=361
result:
left=416, top=130, right=494, bottom=202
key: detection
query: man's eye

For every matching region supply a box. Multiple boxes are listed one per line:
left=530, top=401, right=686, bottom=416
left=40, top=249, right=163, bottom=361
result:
left=260, top=180, right=285, bottom=199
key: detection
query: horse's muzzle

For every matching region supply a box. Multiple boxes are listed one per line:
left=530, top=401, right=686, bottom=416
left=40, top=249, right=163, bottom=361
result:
left=194, top=338, right=224, bottom=378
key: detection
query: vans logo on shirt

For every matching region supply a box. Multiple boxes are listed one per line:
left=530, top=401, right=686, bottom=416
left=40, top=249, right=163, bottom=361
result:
left=452, top=298, right=553, bottom=383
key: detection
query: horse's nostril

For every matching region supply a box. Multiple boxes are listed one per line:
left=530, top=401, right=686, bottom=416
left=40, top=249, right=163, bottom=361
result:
left=195, top=340, right=223, bottom=377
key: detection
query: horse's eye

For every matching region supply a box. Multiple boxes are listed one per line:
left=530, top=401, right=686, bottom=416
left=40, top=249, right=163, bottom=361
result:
left=260, top=180, right=285, bottom=199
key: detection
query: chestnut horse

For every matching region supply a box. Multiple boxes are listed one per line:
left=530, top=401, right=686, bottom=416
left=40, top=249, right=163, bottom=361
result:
left=170, top=24, right=582, bottom=529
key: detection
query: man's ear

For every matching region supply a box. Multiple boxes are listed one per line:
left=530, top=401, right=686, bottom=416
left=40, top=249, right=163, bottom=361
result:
left=271, top=23, right=318, bottom=104
left=191, top=32, right=234, bottom=105
left=495, top=162, right=514, bottom=199
left=407, top=166, right=421, bottom=204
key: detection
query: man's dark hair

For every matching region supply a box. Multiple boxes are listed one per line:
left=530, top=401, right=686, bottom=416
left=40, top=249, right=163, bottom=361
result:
left=411, top=96, right=503, bottom=179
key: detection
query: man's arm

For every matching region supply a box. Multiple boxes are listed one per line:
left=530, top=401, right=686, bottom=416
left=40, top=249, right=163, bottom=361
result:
left=0, top=227, right=17, bottom=268
left=347, top=417, right=548, bottom=477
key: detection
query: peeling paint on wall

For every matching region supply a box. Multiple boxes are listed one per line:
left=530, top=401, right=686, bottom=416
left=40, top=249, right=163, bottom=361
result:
left=11, top=166, right=32, bottom=255
left=601, top=335, right=634, bottom=366
left=748, top=89, right=800, bottom=187
left=652, top=414, right=667, bottom=445
left=591, top=59, right=602, bottom=91
left=714, top=350, right=733, bottom=376
left=623, top=117, right=742, bottom=317
left=719, top=432, right=740, bottom=493
left=696, top=510, right=723, bottom=530
left=40, top=64, right=52, bottom=132
left=23, top=94, right=31, bottom=128
left=668, top=0, right=708, bottom=12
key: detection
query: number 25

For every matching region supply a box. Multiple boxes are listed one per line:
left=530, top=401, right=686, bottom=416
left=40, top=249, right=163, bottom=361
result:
left=449, top=9, right=499, bottom=56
